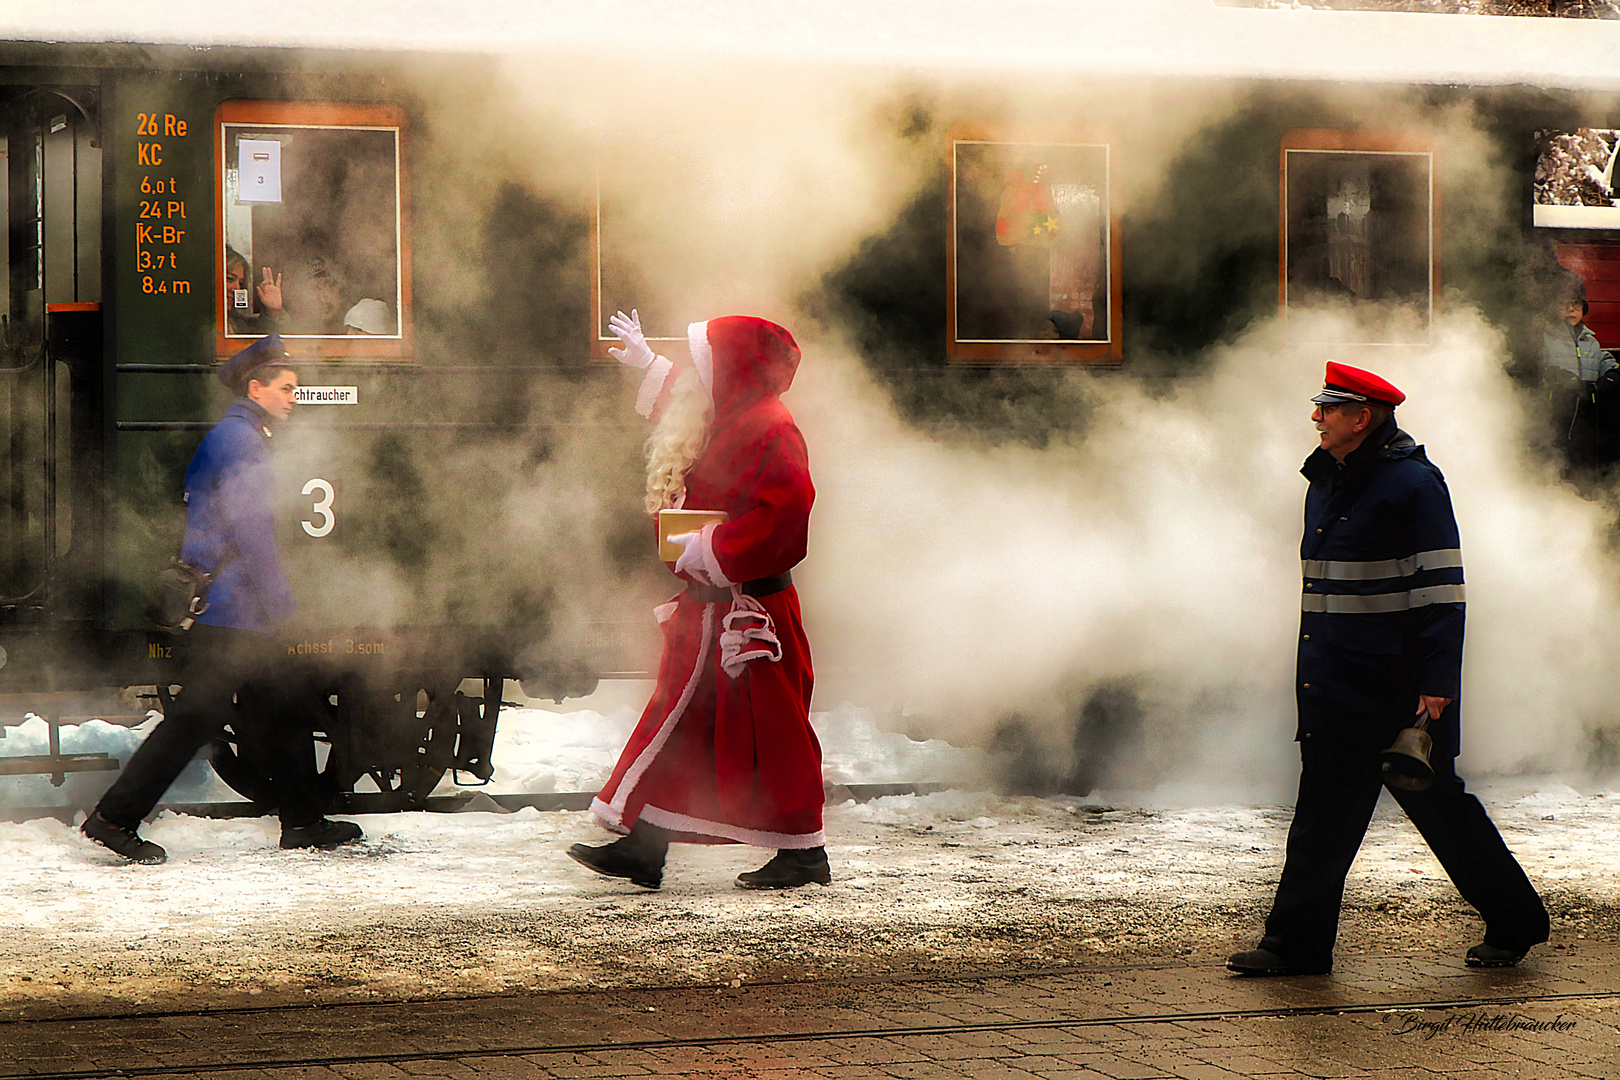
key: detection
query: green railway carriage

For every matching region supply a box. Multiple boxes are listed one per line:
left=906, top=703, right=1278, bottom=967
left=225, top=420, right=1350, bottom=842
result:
left=0, top=42, right=637, bottom=806
left=1, top=37, right=1617, bottom=807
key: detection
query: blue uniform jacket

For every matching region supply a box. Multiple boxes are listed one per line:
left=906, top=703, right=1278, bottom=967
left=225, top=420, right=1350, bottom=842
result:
left=1296, top=419, right=1466, bottom=757
left=179, top=400, right=296, bottom=631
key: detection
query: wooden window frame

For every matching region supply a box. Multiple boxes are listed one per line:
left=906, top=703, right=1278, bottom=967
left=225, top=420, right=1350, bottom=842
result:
left=946, top=125, right=1122, bottom=366
left=1279, top=129, right=1439, bottom=345
left=213, top=100, right=412, bottom=361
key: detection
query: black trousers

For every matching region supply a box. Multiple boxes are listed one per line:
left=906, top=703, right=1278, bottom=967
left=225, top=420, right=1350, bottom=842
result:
left=97, top=624, right=324, bottom=829
left=1261, top=729, right=1549, bottom=972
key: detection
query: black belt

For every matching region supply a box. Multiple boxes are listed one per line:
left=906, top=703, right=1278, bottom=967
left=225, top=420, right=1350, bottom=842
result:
left=686, top=572, right=792, bottom=604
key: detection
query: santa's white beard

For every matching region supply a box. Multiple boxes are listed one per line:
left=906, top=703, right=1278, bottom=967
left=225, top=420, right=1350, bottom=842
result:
left=645, top=368, right=713, bottom=513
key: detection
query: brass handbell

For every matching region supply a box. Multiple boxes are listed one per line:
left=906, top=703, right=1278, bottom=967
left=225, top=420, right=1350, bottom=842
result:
left=1379, top=717, right=1434, bottom=792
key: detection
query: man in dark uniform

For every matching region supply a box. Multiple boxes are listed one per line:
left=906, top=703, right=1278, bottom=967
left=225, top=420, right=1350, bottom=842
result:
left=81, top=335, right=362, bottom=863
left=1229, top=362, right=1549, bottom=976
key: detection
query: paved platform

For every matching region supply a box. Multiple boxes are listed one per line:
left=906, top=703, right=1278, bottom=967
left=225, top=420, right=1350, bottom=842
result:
left=4, top=943, right=1617, bottom=1079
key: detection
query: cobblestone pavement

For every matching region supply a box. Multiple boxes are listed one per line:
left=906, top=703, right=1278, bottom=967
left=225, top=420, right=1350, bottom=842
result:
left=4, top=942, right=1618, bottom=1079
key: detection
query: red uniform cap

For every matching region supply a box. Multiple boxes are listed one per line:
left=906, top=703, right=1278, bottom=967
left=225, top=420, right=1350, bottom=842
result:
left=1310, top=361, right=1405, bottom=410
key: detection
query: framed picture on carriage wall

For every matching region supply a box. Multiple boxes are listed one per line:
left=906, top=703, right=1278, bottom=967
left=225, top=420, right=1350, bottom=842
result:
left=948, top=127, right=1122, bottom=364
left=1280, top=130, right=1437, bottom=346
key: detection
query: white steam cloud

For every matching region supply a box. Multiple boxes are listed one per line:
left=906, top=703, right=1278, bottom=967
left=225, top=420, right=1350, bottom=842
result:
left=463, top=58, right=1620, bottom=796
left=792, top=308, right=1620, bottom=796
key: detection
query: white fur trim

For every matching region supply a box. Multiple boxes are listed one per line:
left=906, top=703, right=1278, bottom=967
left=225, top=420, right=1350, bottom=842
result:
left=634, top=355, right=673, bottom=419
left=697, top=521, right=732, bottom=588
left=653, top=600, right=679, bottom=625
left=638, top=804, right=826, bottom=850
left=590, top=795, right=630, bottom=834
left=719, top=591, right=783, bottom=678
left=602, top=603, right=716, bottom=822
left=687, top=321, right=713, bottom=396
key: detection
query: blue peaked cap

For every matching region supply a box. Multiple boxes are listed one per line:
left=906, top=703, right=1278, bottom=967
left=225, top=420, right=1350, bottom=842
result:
left=218, top=334, right=291, bottom=393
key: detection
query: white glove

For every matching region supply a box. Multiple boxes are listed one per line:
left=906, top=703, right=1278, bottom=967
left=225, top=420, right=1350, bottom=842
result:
left=608, top=309, right=655, bottom=370
left=667, top=531, right=712, bottom=585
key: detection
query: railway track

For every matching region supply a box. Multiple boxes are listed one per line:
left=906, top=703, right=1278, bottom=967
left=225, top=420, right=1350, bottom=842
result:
left=0, top=783, right=950, bottom=824
left=3, top=965, right=1614, bottom=1080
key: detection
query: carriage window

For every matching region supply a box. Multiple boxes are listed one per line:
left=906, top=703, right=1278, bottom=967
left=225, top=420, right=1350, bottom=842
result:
left=1281, top=133, right=1435, bottom=345
left=215, top=102, right=409, bottom=359
left=948, top=131, right=1120, bottom=364
left=591, top=177, right=700, bottom=360
left=590, top=146, right=778, bottom=362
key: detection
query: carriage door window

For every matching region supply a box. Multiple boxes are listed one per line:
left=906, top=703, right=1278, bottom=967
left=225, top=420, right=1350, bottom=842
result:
left=215, top=102, right=410, bottom=360
left=1282, top=132, right=1435, bottom=345
left=0, top=90, right=97, bottom=602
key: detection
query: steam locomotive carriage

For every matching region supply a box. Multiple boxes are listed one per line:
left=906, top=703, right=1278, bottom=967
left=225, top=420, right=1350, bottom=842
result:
left=1, top=38, right=1616, bottom=809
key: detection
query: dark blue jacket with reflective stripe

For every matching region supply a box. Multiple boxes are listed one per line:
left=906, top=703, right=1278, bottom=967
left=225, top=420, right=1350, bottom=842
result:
left=1297, top=419, right=1465, bottom=756
left=179, top=400, right=297, bottom=631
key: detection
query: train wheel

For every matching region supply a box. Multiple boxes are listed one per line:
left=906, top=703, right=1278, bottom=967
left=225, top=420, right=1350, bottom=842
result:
left=354, top=762, right=447, bottom=812
left=324, top=678, right=457, bottom=813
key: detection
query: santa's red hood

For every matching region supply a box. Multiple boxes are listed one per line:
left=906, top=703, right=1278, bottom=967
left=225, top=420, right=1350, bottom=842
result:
left=689, top=316, right=800, bottom=423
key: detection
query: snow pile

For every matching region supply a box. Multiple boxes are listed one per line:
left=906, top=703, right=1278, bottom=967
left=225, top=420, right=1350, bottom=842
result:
left=0, top=696, right=986, bottom=809
left=0, top=714, right=238, bottom=810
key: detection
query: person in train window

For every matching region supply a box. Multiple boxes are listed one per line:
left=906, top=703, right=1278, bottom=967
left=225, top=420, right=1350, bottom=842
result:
left=1541, top=269, right=1619, bottom=468
left=1228, top=363, right=1548, bottom=976
left=224, top=247, right=288, bottom=336
left=81, top=335, right=363, bottom=863
left=567, top=309, right=828, bottom=891
left=279, top=256, right=349, bottom=336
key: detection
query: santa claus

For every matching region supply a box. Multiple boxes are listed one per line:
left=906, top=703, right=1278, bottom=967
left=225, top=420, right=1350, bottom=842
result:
left=567, top=309, right=828, bottom=890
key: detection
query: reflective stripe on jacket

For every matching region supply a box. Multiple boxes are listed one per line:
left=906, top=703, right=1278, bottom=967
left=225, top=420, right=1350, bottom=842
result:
left=1296, top=418, right=1465, bottom=755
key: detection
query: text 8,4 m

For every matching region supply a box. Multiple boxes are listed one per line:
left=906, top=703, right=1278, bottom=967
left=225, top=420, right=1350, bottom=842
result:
left=133, top=111, right=193, bottom=300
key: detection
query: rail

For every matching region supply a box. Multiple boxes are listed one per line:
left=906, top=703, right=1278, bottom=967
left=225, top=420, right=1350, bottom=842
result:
left=0, top=783, right=951, bottom=823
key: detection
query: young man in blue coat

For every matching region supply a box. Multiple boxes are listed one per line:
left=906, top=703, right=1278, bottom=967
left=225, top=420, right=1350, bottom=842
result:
left=1229, top=363, right=1548, bottom=976
left=83, top=335, right=363, bottom=863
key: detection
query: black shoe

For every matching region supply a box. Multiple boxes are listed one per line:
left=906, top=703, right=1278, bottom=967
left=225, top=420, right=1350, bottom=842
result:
left=1466, top=943, right=1528, bottom=968
left=280, top=818, right=363, bottom=850
left=1226, top=947, right=1328, bottom=976
left=82, top=811, right=167, bottom=864
left=568, top=837, right=664, bottom=889
left=735, top=847, right=831, bottom=890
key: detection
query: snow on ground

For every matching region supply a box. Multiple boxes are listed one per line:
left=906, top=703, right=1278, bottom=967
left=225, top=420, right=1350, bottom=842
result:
left=1, top=698, right=1617, bottom=1019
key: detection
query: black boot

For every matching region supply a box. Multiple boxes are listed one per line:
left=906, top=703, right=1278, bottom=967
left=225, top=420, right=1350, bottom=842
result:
left=1226, top=947, right=1328, bottom=976
left=280, top=817, right=364, bottom=850
left=82, top=810, right=168, bottom=864
left=568, top=821, right=668, bottom=889
left=735, top=847, right=831, bottom=890
left=1466, top=942, right=1529, bottom=968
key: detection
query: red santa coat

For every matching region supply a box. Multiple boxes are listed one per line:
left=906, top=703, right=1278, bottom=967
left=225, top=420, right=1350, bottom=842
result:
left=592, top=316, right=823, bottom=848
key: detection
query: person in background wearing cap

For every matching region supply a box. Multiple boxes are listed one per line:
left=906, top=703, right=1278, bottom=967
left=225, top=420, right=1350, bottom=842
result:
left=567, top=309, right=828, bottom=891
left=343, top=298, right=395, bottom=336
left=1229, top=362, right=1548, bottom=976
left=1541, top=268, right=1618, bottom=467
left=81, top=335, right=363, bottom=863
